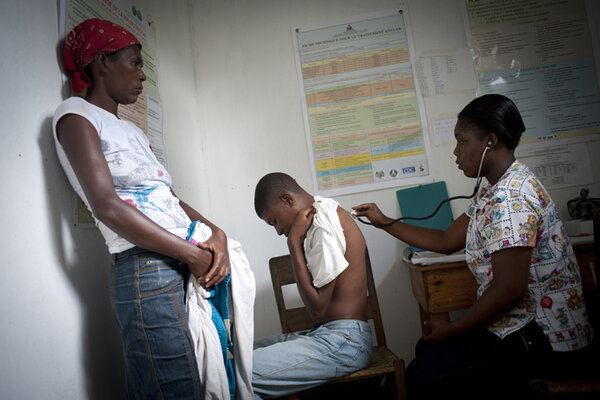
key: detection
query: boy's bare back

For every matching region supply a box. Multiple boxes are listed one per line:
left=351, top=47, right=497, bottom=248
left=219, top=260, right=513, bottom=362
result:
left=317, top=206, right=367, bottom=324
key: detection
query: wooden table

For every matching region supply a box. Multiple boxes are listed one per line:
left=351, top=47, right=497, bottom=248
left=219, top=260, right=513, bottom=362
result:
left=406, top=242, right=596, bottom=335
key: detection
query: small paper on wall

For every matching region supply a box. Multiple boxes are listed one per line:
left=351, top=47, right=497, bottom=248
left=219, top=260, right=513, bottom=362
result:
left=431, top=115, right=458, bottom=146
left=415, top=47, right=477, bottom=98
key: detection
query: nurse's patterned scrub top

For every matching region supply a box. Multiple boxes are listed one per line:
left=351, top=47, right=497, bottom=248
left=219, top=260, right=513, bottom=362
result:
left=465, top=160, right=592, bottom=351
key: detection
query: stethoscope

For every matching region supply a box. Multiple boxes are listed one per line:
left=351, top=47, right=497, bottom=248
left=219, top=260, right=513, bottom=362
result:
left=353, top=142, right=491, bottom=227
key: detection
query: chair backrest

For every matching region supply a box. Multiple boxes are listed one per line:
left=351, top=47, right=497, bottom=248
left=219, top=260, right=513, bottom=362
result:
left=269, top=248, right=387, bottom=348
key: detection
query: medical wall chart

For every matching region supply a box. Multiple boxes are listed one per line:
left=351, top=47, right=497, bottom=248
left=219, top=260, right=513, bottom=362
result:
left=293, top=10, right=431, bottom=196
left=463, top=0, right=600, bottom=145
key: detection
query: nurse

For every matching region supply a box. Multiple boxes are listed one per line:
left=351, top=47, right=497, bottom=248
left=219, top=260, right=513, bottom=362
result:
left=353, top=94, right=593, bottom=398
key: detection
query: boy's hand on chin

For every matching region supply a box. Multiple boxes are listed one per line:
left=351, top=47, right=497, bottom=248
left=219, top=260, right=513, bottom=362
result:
left=288, top=206, right=316, bottom=244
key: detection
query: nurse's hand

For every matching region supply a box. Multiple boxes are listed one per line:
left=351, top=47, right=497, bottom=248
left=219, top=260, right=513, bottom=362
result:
left=423, top=319, right=453, bottom=343
left=352, top=203, right=393, bottom=226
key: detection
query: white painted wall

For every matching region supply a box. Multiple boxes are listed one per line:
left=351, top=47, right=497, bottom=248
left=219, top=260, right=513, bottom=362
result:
left=1, top=0, right=599, bottom=399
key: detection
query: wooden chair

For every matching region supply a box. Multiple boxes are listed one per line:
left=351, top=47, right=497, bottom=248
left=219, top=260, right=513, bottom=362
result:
left=268, top=249, right=407, bottom=399
left=529, top=208, right=600, bottom=398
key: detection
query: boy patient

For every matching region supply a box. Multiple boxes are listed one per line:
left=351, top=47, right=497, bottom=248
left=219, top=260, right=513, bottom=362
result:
left=252, top=172, right=372, bottom=399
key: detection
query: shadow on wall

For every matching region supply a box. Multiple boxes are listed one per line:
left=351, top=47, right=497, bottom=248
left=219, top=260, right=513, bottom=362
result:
left=376, top=252, right=422, bottom=363
left=39, top=115, right=127, bottom=400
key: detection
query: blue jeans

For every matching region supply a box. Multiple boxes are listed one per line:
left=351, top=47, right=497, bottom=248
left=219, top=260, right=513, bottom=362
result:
left=252, top=320, right=372, bottom=399
left=110, top=247, right=203, bottom=400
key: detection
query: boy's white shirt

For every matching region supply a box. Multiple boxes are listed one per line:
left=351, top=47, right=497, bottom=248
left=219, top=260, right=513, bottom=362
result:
left=303, top=196, right=349, bottom=288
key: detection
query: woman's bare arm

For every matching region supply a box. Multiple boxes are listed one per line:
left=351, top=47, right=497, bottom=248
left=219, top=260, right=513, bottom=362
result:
left=56, top=114, right=214, bottom=279
left=352, top=203, right=469, bottom=254
left=176, top=195, right=230, bottom=286
left=424, top=246, right=532, bottom=342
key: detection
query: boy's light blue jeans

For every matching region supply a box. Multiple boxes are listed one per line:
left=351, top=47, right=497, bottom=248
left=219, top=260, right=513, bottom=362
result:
left=252, top=319, right=372, bottom=399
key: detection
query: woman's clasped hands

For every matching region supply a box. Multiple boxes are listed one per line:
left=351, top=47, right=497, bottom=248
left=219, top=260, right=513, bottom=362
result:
left=193, top=230, right=230, bottom=288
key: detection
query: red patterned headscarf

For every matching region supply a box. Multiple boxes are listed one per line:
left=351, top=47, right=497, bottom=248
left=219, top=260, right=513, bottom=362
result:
left=63, top=18, right=141, bottom=94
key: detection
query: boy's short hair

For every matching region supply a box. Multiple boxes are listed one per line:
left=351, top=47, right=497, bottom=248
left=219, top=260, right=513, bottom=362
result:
left=254, top=172, right=303, bottom=217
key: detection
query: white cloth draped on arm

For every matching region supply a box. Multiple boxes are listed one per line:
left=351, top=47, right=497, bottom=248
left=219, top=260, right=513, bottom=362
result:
left=303, top=196, right=349, bottom=288
left=185, top=222, right=256, bottom=399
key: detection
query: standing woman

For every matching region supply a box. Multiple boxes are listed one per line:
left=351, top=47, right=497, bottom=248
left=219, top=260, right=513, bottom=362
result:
left=54, top=19, right=229, bottom=399
left=354, top=94, right=593, bottom=398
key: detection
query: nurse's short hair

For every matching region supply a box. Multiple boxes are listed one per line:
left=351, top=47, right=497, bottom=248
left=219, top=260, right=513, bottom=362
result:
left=254, top=172, right=303, bottom=217
left=457, top=94, right=525, bottom=150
